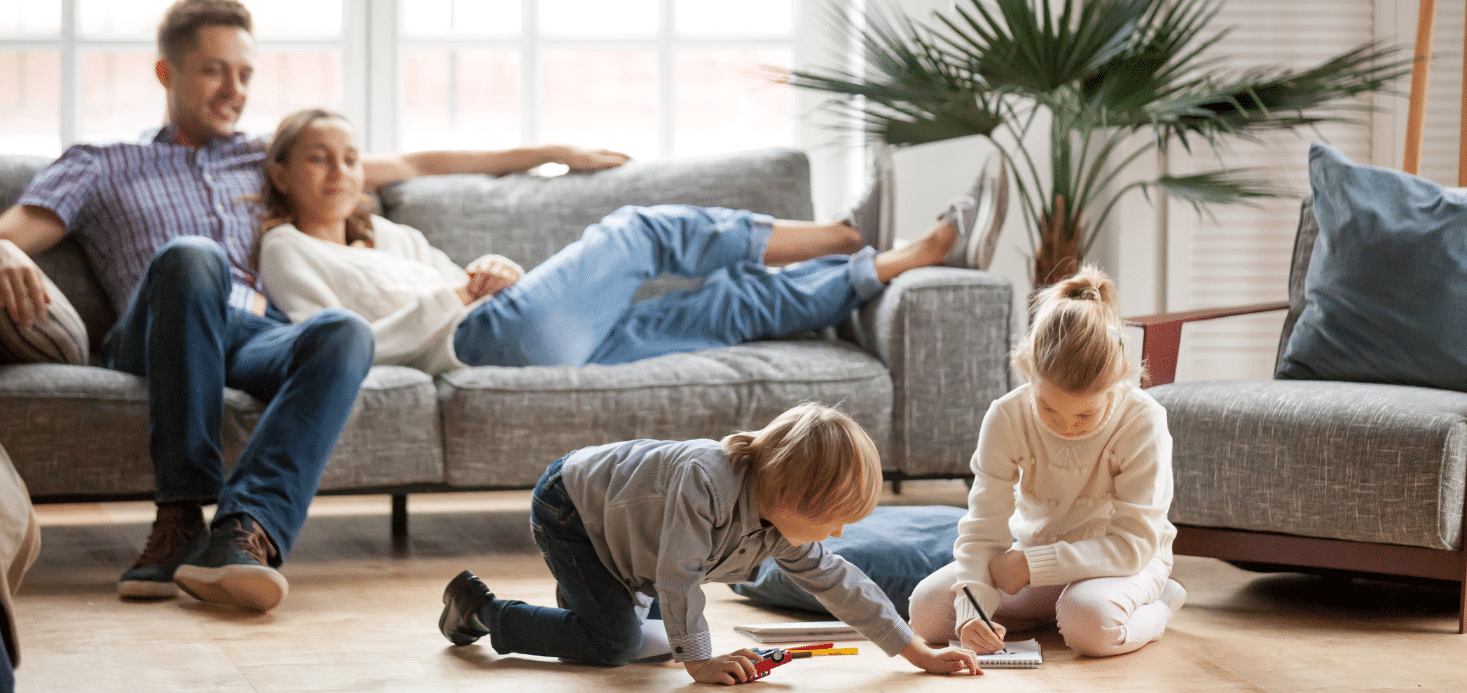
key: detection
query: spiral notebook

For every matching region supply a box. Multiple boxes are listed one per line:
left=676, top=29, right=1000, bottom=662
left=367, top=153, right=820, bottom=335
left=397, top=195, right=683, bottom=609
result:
left=948, top=638, right=1043, bottom=668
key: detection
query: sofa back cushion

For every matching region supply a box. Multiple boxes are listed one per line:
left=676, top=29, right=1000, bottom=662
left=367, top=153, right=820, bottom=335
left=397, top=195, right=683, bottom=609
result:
left=0, top=155, right=117, bottom=358
left=376, top=147, right=815, bottom=270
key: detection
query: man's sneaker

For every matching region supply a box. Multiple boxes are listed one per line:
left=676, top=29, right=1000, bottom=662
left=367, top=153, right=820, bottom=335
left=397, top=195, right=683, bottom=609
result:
left=118, top=503, right=208, bottom=599
left=837, top=142, right=896, bottom=252
left=439, top=570, right=495, bottom=646
left=939, top=154, right=1009, bottom=269
left=173, top=514, right=288, bottom=613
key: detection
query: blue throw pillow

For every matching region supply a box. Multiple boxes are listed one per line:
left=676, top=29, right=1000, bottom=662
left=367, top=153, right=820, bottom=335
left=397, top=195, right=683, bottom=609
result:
left=728, top=504, right=964, bottom=619
left=1276, top=143, right=1467, bottom=391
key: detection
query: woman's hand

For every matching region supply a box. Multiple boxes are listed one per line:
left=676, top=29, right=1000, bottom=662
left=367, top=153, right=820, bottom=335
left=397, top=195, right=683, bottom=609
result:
left=463, top=255, right=523, bottom=300
left=900, top=639, right=981, bottom=676
left=684, top=649, right=761, bottom=685
left=989, top=549, right=1031, bottom=595
left=957, top=616, right=1007, bottom=655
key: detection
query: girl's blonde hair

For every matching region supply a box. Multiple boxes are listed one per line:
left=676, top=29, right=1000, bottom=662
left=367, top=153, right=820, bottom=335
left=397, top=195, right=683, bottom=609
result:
left=721, top=402, right=882, bottom=524
left=1012, top=265, right=1135, bottom=393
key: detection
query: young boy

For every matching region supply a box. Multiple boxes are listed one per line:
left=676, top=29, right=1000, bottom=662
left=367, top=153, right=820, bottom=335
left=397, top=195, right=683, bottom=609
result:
left=438, top=403, right=980, bottom=685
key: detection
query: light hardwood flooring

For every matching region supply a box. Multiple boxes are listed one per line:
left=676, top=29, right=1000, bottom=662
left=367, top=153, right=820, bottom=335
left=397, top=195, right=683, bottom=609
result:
left=11, top=481, right=1467, bottom=692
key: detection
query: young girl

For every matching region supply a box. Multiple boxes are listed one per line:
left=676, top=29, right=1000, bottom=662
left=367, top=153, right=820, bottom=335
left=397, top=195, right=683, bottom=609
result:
left=254, top=109, right=987, bottom=374
left=908, top=266, right=1186, bottom=658
left=438, top=403, right=980, bottom=684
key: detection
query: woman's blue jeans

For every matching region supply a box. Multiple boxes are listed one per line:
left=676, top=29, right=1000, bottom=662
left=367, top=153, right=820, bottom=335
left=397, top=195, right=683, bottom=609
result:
left=101, top=237, right=374, bottom=559
left=452, top=204, right=882, bottom=367
left=480, top=458, right=645, bottom=666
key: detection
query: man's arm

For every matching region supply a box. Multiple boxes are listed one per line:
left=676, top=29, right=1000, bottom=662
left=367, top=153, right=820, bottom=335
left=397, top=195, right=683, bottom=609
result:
left=362, top=144, right=630, bottom=191
left=0, top=205, right=67, bottom=328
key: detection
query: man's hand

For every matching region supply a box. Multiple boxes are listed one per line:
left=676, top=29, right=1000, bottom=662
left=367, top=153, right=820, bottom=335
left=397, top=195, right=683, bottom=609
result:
left=552, top=145, right=631, bottom=172
left=684, top=649, right=761, bottom=685
left=463, top=254, right=524, bottom=301
left=899, top=639, right=981, bottom=676
left=989, top=548, right=1031, bottom=595
left=957, top=616, right=1007, bottom=655
left=0, top=239, right=50, bottom=329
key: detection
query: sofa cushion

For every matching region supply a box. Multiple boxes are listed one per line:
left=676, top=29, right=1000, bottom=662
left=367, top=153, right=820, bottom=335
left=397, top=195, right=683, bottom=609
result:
left=437, top=340, right=892, bottom=487
left=1152, top=379, right=1467, bottom=551
left=728, top=504, right=965, bottom=619
left=1277, top=143, right=1467, bottom=391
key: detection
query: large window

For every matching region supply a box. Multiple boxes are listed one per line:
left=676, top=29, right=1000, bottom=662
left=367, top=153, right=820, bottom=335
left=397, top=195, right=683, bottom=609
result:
left=0, top=0, right=801, bottom=163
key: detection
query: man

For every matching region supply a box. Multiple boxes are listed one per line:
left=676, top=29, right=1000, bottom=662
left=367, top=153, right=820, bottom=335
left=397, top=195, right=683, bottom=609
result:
left=0, top=0, right=626, bottom=613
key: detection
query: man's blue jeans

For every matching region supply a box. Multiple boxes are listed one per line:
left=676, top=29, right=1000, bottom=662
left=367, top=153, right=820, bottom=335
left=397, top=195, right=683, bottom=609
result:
left=452, top=204, right=883, bottom=367
left=481, top=458, right=644, bottom=666
left=102, top=237, right=374, bottom=560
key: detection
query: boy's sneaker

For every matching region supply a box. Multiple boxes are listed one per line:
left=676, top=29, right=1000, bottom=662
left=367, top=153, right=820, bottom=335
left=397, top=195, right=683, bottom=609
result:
left=837, top=142, right=896, bottom=252
left=118, top=503, right=208, bottom=599
left=440, top=570, right=495, bottom=646
left=173, top=514, right=288, bottom=613
left=939, top=154, right=1008, bottom=269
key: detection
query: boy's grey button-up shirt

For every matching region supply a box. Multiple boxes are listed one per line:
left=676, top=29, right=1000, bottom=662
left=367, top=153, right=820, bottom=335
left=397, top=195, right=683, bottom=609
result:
left=560, top=438, right=914, bottom=663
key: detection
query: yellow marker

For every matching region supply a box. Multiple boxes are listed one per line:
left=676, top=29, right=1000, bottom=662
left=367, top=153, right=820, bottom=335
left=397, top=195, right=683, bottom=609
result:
left=789, top=647, right=859, bottom=657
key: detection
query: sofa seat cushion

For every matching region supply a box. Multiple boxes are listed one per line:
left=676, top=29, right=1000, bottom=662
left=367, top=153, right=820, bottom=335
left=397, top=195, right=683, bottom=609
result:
left=437, top=340, right=893, bottom=487
left=223, top=365, right=443, bottom=490
left=1151, top=379, right=1467, bottom=550
left=0, top=364, right=443, bottom=496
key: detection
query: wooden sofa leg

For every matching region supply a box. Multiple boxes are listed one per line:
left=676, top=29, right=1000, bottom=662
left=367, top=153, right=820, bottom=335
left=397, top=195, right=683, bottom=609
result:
left=391, top=494, right=409, bottom=542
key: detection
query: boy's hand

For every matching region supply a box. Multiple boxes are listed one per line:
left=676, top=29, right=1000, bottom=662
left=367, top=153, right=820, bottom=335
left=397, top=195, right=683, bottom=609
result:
left=958, top=616, right=1007, bottom=655
left=684, top=649, right=761, bottom=685
left=899, top=639, right=981, bottom=676
left=989, top=548, right=1031, bottom=594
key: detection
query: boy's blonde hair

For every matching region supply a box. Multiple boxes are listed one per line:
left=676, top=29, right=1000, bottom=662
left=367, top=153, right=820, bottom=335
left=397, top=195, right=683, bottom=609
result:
left=721, top=403, right=882, bottom=524
left=1012, top=265, right=1135, bottom=393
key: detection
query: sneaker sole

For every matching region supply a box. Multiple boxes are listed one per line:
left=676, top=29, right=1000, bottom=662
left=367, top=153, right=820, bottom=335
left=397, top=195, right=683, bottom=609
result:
left=174, top=564, right=288, bottom=613
left=118, top=579, right=180, bottom=599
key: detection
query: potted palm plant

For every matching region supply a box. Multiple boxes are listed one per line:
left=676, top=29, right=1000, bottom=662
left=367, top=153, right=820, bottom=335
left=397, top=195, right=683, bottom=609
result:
left=784, top=0, right=1410, bottom=287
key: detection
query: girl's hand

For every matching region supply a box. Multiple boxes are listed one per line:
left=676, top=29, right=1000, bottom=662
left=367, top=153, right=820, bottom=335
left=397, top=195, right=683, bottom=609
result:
left=900, top=639, right=981, bottom=676
left=989, top=548, right=1031, bottom=595
left=463, top=255, right=523, bottom=299
left=684, top=649, right=761, bottom=685
left=957, top=616, right=1007, bottom=655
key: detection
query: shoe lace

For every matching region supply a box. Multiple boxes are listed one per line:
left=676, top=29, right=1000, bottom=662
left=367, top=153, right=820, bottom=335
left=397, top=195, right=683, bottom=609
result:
left=232, top=521, right=279, bottom=566
left=136, top=507, right=200, bottom=565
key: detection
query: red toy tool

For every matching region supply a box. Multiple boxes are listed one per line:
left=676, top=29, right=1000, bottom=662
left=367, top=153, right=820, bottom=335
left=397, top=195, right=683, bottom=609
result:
left=745, top=642, right=856, bottom=682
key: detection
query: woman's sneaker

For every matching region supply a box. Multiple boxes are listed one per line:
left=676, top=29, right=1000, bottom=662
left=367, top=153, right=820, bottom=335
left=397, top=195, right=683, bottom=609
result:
left=118, top=503, right=208, bottom=599
left=173, top=514, right=288, bottom=613
left=837, top=142, right=896, bottom=252
left=938, top=154, right=1008, bottom=270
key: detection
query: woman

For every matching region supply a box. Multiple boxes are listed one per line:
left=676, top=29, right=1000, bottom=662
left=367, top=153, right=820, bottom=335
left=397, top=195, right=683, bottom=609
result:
left=256, top=108, right=983, bottom=374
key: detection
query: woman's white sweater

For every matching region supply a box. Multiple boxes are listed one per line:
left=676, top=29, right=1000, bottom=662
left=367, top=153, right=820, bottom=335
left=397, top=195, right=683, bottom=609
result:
left=257, top=215, right=515, bottom=375
left=950, top=381, right=1176, bottom=628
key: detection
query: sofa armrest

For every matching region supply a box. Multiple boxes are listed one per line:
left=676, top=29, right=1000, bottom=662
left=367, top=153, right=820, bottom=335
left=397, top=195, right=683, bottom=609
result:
left=840, top=267, right=1013, bottom=478
left=1125, top=301, right=1288, bottom=387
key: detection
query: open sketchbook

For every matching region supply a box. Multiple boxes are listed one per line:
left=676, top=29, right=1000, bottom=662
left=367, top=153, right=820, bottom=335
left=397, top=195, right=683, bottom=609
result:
left=733, top=621, right=860, bottom=644
left=948, top=638, right=1043, bottom=668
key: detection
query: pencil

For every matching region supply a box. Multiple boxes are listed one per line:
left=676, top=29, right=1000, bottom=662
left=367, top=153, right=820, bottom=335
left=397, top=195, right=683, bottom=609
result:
left=961, top=585, right=998, bottom=633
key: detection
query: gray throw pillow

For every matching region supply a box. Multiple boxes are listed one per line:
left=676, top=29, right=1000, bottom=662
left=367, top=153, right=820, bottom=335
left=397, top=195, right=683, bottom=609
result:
left=0, top=272, right=89, bottom=365
left=1276, top=143, right=1467, bottom=392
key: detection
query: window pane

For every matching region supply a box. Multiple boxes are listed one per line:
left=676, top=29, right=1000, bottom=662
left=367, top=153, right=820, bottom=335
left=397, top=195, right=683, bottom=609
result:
left=78, top=0, right=172, bottom=36
left=0, top=50, right=60, bottom=155
left=0, top=0, right=61, bottom=34
left=249, top=0, right=342, bottom=37
left=402, top=50, right=521, bottom=152
left=79, top=51, right=166, bottom=144
left=235, top=51, right=343, bottom=138
left=675, top=0, right=794, bottom=36
left=675, top=50, right=794, bottom=157
left=539, top=0, right=657, bottom=38
left=403, top=0, right=520, bottom=37
left=541, top=50, right=657, bottom=158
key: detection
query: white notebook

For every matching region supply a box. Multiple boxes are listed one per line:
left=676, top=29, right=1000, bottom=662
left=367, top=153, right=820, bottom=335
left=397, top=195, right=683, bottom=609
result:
left=949, top=638, right=1043, bottom=668
left=733, top=620, right=860, bottom=643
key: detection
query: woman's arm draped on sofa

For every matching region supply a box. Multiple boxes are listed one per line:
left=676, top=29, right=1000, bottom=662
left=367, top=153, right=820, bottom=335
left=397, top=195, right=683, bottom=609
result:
left=362, top=145, right=631, bottom=191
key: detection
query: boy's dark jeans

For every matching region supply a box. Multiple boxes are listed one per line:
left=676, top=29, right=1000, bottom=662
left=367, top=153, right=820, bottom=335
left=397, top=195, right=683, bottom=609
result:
left=487, top=458, right=644, bottom=666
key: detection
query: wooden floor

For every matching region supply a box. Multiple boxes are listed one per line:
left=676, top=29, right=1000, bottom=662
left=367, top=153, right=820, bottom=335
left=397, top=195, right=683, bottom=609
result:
left=11, top=481, right=1467, bottom=692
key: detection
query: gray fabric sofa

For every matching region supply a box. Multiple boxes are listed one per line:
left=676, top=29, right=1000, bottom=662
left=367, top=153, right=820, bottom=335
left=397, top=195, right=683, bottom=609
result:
left=0, top=148, right=1013, bottom=533
left=1128, top=198, right=1467, bottom=632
